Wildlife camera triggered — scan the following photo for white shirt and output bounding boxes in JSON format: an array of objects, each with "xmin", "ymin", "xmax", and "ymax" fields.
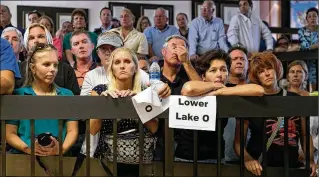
[
  {"xmin": 80, "ymin": 67, "xmax": 150, "ymax": 96},
  {"xmin": 227, "ymin": 13, "xmax": 273, "ymax": 53}
]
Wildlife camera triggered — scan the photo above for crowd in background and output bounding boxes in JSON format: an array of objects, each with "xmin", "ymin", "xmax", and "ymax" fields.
[{"xmin": 0, "ymin": 0, "xmax": 318, "ymax": 176}]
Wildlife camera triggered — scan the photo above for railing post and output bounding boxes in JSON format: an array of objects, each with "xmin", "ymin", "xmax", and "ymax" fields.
[
  {"xmin": 58, "ymin": 120, "xmax": 63, "ymax": 176},
  {"xmin": 1, "ymin": 120, "xmax": 6, "ymax": 177},
  {"xmin": 85, "ymin": 119, "xmax": 90, "ymax": 177},
  {"xmin": 193, "ymin": 130, "xmax": 198, "ymax": 177},
  {"xmin": 112, "ymin": 120, "xmax": 118, "ymax": 176},
  {"xmin": 217, "ymin": 119, "xmax": 222, "ymax": 177},
  {"xmin": 240, "ymin": 118, "xmax": 245, "ymax": 177},
  {"xmin": 284, "ymin": 118, "xmax": 289, "ymax": 177},
  {"xmin": 164, "ymin": 119, "xmax": 174, "ymax": 176},
  {"xmin": 139, "ymin": 121, "xmax": 144, "ymax": 176},
  {"xmin": 30, "ymin": 119, "xmax": 35, "ymax": 177}
]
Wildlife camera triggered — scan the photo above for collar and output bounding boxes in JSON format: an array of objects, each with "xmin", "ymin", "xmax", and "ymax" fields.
[
  {"xmin": 73, "ymin": 60, "xmax": 97, "ymax": 71},
  {"xmin": 154, "ymin": 24, "xmax": 169, "ymax": 32},
  {"xmin": 101, "ymin": 24, "xmax": 112, "ymax": 31},
  {"xmin": 22, "ymin": 85, "xmax": 62, "ymax": 95},
  {"xmin": 117, "ymin": 27, "xmax": 138, "ymax": 41},
  {"xmin": 0, "ymin": 23, "xmax": 14, "ymax": 30},
  {"xmin": 200, "ymin": 16, "xmax": 214, "ymax": 24}
]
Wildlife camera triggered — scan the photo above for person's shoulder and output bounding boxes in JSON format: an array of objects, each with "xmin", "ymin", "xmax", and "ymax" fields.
[
  {"xmin": 214, "ymin": 17, "xmax": 224, "ymax": 23},
  {"xmin": 60, "ymin": 62, "xmax": 74, "ymax": 71},
  {"xmin": 13, "ymin": 87, "xmax": 32, "ymax": 95},
  {"xmin": 286, "ymin": 90, "xmax": 301, "ymax": 96},
  {"xmin": 56, "ymin": 87, "xmax": 74, "ymax": 95},
  {"xmin": 88, "ymin": 31, "xmax": 98, "ymax": 37},
  {"xmin": 0, "ymin": 38, "xmax": 10, "ymax": 48},
  {"xmin": 143, "ymin": 26, "xmax": 153, "ymax": 33},
  {"xmin": 87, "ymin": 67, "xmax": 105, "ymax": 76}
]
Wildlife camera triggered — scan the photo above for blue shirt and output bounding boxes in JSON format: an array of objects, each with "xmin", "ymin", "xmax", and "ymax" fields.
[
  {"xmin": 6, "ymin": 86, "xmax": 75, "ymax": 153},
  {"xmin": 0, "ymin": 38, "xmax": 21, "ymax": 78},
  {"xmin": 144, "ymin": 25, "xmax": 179, "ymax": 59},
  {"xmin": 298, "ymin": 27, "xmax": 318, "ymax": 50},
  {"xmin": 188, "ymin": 16, "xmax": 229, "ymax": 56}
]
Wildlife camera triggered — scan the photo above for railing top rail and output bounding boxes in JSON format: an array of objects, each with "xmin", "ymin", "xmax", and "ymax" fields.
[
  {"xmin": 0, "ymin": 96, "xmax": 317, "ymax": 120},
  {"xmin": 274, "ymin": 49, "xmax": 318, "ymax": 61}
]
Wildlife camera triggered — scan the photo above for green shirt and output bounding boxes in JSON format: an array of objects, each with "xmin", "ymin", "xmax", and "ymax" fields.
[
  {"xmin": 63, "ymin": 31, "xmax": 99, "ymax": 63},
  {"xmin": 6, "ymin": 86, "xmax": 76, "ymax": 153}
]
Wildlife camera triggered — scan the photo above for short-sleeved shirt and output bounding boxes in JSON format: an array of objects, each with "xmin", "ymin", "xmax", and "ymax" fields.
[
  {"xmin": 110, "ymin": 28, "xmax": 149, "ymax": 55},
  {"xmin": 62, "ymin": 31, "xmax": 99, "ymax": 63},
  {"xmin": 0, "ymin": 38, "xmax": 21, "ymax": 78},
  {"xmin": 246, "ymin": 89, "xmax": 302, "ymax": 167},
  {"xmin": 143, "ymin": 25, "xmax": 179, "ymax": 59},
  {"xmin": 6, "ymin": 86, "xmax": 76, "ymax": 153}
]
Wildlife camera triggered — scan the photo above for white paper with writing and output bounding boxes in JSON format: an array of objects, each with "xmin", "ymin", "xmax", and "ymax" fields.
[
  {"xmin": 168, "ymin": 95, "xmax": 217, "ymax": 131},
  {"xmin": 132, "ymin": 86, "xmax": 170, "ymax": 124}
]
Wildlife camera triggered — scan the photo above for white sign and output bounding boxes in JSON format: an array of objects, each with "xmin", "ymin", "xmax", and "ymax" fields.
[{"xmin": 168, "ymin": 96, "xmax": 217, "ymax": 131}]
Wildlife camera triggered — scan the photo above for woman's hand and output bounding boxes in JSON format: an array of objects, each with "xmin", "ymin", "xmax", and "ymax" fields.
[
  {"xmin": 157, "ymin": 83, "xmax": 171, "ymax": 98},
  {"xmin": 43, "ymin": 137, "xmax": 59, "ymax": 156},
  {"xmin": 245, "ymin": 159, "xmax": 263, "ymax": 176},
  {"xmin": 101, "ymin": 89, "xmax": 136, "ymax": 98}
]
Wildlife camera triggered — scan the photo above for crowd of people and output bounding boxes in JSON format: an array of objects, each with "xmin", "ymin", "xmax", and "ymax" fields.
[{"xmin": 0, "ymin": 0, "xmax": 318, "ymax": 176}]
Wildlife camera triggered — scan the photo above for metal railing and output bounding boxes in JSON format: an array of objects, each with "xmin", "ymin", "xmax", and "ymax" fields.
[{"xmin": 0, "ymin": 95, "xmax": 318, "ymax": 177}]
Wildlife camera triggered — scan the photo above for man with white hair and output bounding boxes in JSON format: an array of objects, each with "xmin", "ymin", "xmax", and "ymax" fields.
[
  {"xmin": 110, "ymin": 8, "xmax": 148, "ymax": 58},
  {"xmin": 1, "ymin": 27, "xmax": 24, "ymax": 61},
  {"xmin": 144, "ymin": 7, "xmax": 179, "ymax": 61},
  {"xmin": 188, "ymin": 0, "xmax": 229, "ymax": 62}
]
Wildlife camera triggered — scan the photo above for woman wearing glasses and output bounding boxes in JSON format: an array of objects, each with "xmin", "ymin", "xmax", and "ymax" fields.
[{"xmin": 5, "ymin": 43, "xmax": 78, "ymax": 156}]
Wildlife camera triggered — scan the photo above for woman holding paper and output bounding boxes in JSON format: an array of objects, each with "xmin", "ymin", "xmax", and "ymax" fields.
[{"xmin": 89, "ymin": 47, "xmax": 170, "ymax": 176}]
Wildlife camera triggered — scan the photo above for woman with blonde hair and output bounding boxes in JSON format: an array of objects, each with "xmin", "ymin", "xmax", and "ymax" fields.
[
  {"xmin": 6, "ymin": 43, "xmax": 78, "ymax": 157},
  {"xmin": 39, "ymin": 15, "xmax": 63, "ymax": 60},
  {"xmin": 90, "ymin": 47, "xmax": 170, "ymax": 176},
  {"xmin": 136, "ymin": 16, "xmax": 151, "ymax": 32}
]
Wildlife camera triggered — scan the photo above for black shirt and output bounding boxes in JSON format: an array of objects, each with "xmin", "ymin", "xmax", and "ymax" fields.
[
  {"xmin": 16, "ymin": 61, "xmax": 80, "ymax": 95},
  {"xmin": 246, "ymin": 89, "xmax": 301, "ymax": 167},
  {"xmin": 174, "ymin": 83, "xmax": 236, "ymax": 160}
]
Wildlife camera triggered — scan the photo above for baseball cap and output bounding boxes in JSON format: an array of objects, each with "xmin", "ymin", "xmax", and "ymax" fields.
[{"xmin": 96, "ymin": 32, "xmax": 124, "ymax": 49}]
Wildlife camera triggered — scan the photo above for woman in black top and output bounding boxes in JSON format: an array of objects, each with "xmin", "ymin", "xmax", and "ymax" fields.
[{"xmin": 234, "ymin": 52, "xmax": 316, "ymax": 176}]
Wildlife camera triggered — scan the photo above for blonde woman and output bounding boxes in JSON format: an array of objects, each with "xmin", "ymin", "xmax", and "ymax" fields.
[
  {"xmin": 6, "ymin": 43, "xmax": 78, "ymax": 156},
  {"xmin": 39, "ymin": 15, "xmax": 63, "ymax": 60},
  {"xmin": 90, "ymin": 47, "xmax": 170, "ymax": 176},
  {"xmin": 136, "ymin": 16, "xmax": 151, "ymax": 33}
]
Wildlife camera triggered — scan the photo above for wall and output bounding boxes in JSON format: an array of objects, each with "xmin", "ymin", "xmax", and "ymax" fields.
[{"xmin": 2, "ymin": 0, "xmax": 191, "ymax": 32}]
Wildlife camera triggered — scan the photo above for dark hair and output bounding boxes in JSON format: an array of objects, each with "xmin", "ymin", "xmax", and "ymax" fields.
[
  {"xmin": 71, "ymin": 8, "xmax": 87, "ymax": 23},
  {"xmin": 1, "ymin": 5, "xmax": 11, "ymax": 15},
  {"xmin": 239, "ymin": 0, "xmax": 253, "ymax": 8},
  {"xmin": 100, "ymin": 7, "xmax": 112, "ymax": 16},
  {"xmin": 176, "ymin": 13, "xmax": 188, "ymax": 21},
  {"xmin": 227, "ymin": 43, "xmax": 248, "ymax": 65},
  {"xmin": 275, "ymin": 36, "xmax": 290, "ymax": 47},
  {"xmin": 112, "ymin": 18, "xmax": 120, "ymax": 22},
  {"xmin": 70, "ymin": 30, "xmax": 91, "ymax": 45},
  {"xmin": 195, "ymin": 49, "xmax": 230, "ymax": 76},
  {"xmin": 28, "ymin": 10, "xmax": 42, "ymax": 18},
  {"xmin": 306, "ymin": 7, "xmax": 318, "ymax": 17}
]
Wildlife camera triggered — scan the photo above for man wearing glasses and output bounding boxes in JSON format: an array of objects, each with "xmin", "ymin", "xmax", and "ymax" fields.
[{"xmin": 188, "ymin": 0, "xmax": 229, "ymax": 62}]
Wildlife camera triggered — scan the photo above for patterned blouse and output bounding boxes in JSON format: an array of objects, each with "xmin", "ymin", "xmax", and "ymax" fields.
[
  {"xmin": 298, "ymin": 26, "xmax": 318, "ymax": 50},
  {"xmin": 92, "ymin": 84, "xmax": 145, "ymax": 158}
]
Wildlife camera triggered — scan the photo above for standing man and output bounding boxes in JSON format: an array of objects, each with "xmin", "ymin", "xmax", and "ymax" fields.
[
  {"xmin": 176, "ymin": 13, "xmax": 189, "ymax": 40},
  {"xmin": 0, "ymin": 5, "xmax": 25, "ymax": 36},
  {"xmin": 28, "ymin": 10, "xmax": 41, "ymax": 24},
  {"xmin": 93, "ymin": 7, "xmax": 112, "ymax": 36},
  {"xmin": 227, "ymin": 0, "xmax": 273, "ymax": 55},
  {"xmin": 144, "ymin": 8, "xmax": 179, "ymax": 61},
  {"xmin": 110, "ymin": 8, "xmax": 148, "ymax": 58},
  {"xmin": 188, "ymin": 0, "xmax": 229, "ymax": 62}
]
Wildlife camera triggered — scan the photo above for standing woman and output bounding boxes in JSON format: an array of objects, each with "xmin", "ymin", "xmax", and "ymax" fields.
[
  {"xmin": 233, "ymin": 53, "xmax": 316, "ymax": 176},
  {"xmin": 5, "ymin": 43, "xmax": 78, "ymax": 155},
  {"xmin": 39, "ymin": 15, "xmax": 63, "ymax": 61},
  {"xmin": 285, "ymin": 60, "xmax": 309, "ymax": 96},
  {"xmin": 136, "ymin": 16, "xmax": 151, "ymax": 33},
  {"xmin": 298, "ymin": 7, "xmax": 318, "ymax": 91},
  {"xmin": 90, "ymin": 47, "xmax": 171, "ymax": 176}
]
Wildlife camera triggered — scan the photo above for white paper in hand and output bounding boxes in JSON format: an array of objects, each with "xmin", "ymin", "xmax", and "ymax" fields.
[{"xmin": 132, "ymin": 84, "xmax": 170, "ymax": 123}]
